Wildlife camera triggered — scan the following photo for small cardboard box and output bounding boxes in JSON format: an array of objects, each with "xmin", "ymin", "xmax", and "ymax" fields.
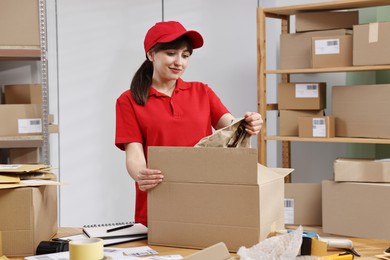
[
  {"xmin": 0, "ymin": 104, "xmax": 42, "ymax": 136},
  {"xmin": 322, "ymin": 180, "xmax": 390, "ymax": 240},
  {"xmin": 4, "ymin": 84, "xmax": 42, "ymax": 104},
  {"xmin": 0, "ymin": 0, "xmax": 40, "ymax": 47},
  {"xmin": 353, "ymin": 22, "xmax": 390, "ymax": 66},
  {"xmin": 148, "ymin": 147, "xmax": 293, "ymax": 252},
  {"xmin": 279, "ymin": 110, "xmax": 324, "ymax": 136},
  {"xmin": 332, "ymin": 84, "xmax": 390, "ymax": 139},
  {"xmin": 296, "ymin": 11, "xmax": 358, "ymax": 32},
  {"xmin": 280, "ymin": 29, "xmax": 350, "ymax": 69},
  {"xmin": 311, "ymin": 35, "xmax": 353, "ymax": 68},
  {"xmin": 278, "ymin": 82, "xmax": 326, "ymax": 110},
  {"xmin": 334, "ymin": 158, "xmax": 390, "ymax": 183},
  {"xmin": 298, "ymin": 116, "xmax": 335, "ymax": 138},
  {"xmin": 284, "ymin": 183, "xmax": 322, "ymax": 226},
  {"xmin": 0, "ymin": 185, "xmax": 58, "ymax": 256},
  {"xmin": 9, "ymin": 148, "xmax": 40, "ymax": 164}
]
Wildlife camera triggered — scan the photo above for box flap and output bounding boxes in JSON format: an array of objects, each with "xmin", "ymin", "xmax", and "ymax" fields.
[
  {"xmin": 0, "ymin": 180, "xmax": 61, "ymax": 190},
  {"xmin": 257, "ymin": 164, "xmax": 293, "ymax": 184},
  {"xmin": 148, "ymin": 147, "xmax": 258, "ymax": 185},
  {"xmin": 0, "ymin": 174, "xmax": 20, "ymax": 184},
  {"xmin": 183, "ymin": 242, "xmax": 234, "ymax": 260}
]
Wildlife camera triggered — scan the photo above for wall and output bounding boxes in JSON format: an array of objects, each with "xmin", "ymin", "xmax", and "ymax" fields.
[{"xmin": 53, "ymin": 0, "xmax": 259, "ymax": 227}]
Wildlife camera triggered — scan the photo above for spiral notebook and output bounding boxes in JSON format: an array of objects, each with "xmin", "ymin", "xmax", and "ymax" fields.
[{"xmin": 82, "ymin": 222, "xmax": 148, "ymax": 240}]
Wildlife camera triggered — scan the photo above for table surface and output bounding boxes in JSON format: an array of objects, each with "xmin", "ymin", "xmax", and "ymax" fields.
[{"xmin": 6, "ymin": 226, "xmax": 390, "ymax": 259}]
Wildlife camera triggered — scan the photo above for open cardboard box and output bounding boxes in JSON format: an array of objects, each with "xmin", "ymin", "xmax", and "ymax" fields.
[{"xmin": 148, "ymin": 147, "xmax": 293, "ymax": 252}]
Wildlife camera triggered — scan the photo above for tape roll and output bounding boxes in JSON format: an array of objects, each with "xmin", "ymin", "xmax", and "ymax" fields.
[{"xmin": 69, "ymin": 238, "xmax": 104, "ymax": 260}]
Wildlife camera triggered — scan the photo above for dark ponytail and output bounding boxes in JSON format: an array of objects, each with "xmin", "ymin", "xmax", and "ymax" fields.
[{"xmin": 130, "ymin": 59, "xmax": 153, "ymax": 106}]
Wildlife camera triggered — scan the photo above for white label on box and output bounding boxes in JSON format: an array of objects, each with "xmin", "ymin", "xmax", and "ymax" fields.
[
  {"xmin": 18, "ymin": 118, "xmax": 42, "ymax": 134},
  {"xmin": 295, "ymin": 84, "xmax": 319, "ymax": 98},
  {"xmin": 315, "ymin": 39, "xmax": 340, "ymax": 55},
  {"xmin": 284, "ymin": 198, "xmax": 294, "ymax": 224},
  {"xmin": 312, "ymin": 118, "xmax": 326, "ymax": 137}
]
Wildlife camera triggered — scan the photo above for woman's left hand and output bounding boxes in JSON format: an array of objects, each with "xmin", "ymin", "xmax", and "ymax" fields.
[{"xmin": 243, "ymin": 112, "xmax": 263, "ymax": 135}]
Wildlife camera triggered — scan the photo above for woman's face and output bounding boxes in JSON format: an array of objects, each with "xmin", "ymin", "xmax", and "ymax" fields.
[{"xmin": 148, "ymin": 46, "xmax": 191, "ymax": 82}]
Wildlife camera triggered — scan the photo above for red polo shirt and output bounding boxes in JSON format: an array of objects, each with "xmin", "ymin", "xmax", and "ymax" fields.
[{"xmin": 115, "ymin": 78, "xmax": 229, "ymax": 226}]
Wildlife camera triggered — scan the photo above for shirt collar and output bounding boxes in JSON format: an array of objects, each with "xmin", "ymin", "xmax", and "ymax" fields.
[{"xmin": 149, "ymin": 78, "xmax": 192, "ymax": 97}]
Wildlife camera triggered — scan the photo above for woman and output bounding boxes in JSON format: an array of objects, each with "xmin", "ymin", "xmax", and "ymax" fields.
[{"xmin": 115, "ymin": 21, "xmax": 263, "ymax": 226}]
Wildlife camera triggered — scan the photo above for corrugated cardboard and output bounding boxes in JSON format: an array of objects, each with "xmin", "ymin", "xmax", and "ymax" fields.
[
  {"xmin": 332, "ymin": 84, "xmax": 390, "ymax": 139},
  {"xmin": 322, "ymin": 180, "xmax": 390, "ymax": 240},
  {"xmin": 4, "ymin": 84, "xmax": 42, "ymax": 104},
  {"xmin": 9, "ymin": 148, "xmax": 40, "ymax": 164},
  {"xmin": 0, "ymin": 0, "xmax": 40, "ymax": 47},
  {"xmin": 284, "ymin": 183, "xmax": 322, "ymax": 226},
  {"xmin": 311, "ymin": 35, "xmax": 352, "ymax": 68},
  {"xmin": 278, "ymin": 82, "xmax": 326, "ymax": 110},
  {"xmin": 0, "ymin": 186, "xmax": 58, "ymax": 256},
  {"xmin": 183, "ymin": 242, "xmax": 235, "ymax": 260},
  {"xmin": 298, "ymin": 116, "xmax": 335, "ymax": 138},
  {"xmin": 353, "ymin": 22, "xmax": 390, "ymax": 66},
  {"xmin": 0, "ymin": 104, "xmax": 42, "ymax": 136},
  {"xmin": 279, "ymin": 110, "xmax": 324, "ymax": 136},
  {"xmin": 334, "ymin": 158, "xmax": 390, "ymax": 182},
  {"xmin": 296, "ymin": 11, "xmax": 358, "ymax": 32},
  {"xmin": 148, "ymin": 147, "xmax": 293, "ymax": 252},
  {"xmin": 280, "ymin": 29, "xmax": 350, "ymax": 69}
]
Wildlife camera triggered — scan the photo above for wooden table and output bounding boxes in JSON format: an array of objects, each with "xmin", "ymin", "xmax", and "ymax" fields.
[{"xmin": 6, "ymin": 226, "xmax": 390, "ymax": 259}]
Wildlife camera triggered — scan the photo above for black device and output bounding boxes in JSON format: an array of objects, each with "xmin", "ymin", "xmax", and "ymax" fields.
[{"xmin": 36, "ymin": 240, "xmax": 69, "ymax": 255}]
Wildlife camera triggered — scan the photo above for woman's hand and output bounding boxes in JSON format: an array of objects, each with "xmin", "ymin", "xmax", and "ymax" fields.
[
  {"xmin": 243, "ymin": 112, "xmax": 263, "ymax": 135},
  {"xmin": 136, "ymin": 168, "xmax": 164, "ymax": 191}
]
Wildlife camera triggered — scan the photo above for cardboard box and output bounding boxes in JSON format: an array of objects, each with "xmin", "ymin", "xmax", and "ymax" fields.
[
  {"xmin": 9, "ymin": 148, "xmax": 40, "ymax": 164},
  {"xmin": 0, "ymin": 185, "xmax": 58, "ymax": 256},
  {"xmin": 311, "ymin": 35, "xmax": 353, "ymax": 68},
  {"xmin": 0, "ymin": 104, "xmax": 42, "ymax": 136},
  {"xmin": 4, "ymin": 84, "xmax": 42, "ymax": 104},
  {"xmin": 279, "ymin": 110, "xmax": 324, "ymax": 136},
  {"xmin": 353, "ymin": 22, "xmax": 390, "ymax": 66},
  {"xmin": 332, "ymin": 84, "xmax": 390, "ymax": 138},
  {"xmin": 183, "ymin": 242, "xmax": 235, "ymax": 260},
  {"xmin": 284, "ymin": 183, "xmax": 322, "ymax": 226},
  {"xmin": 148, "ymin": 147, "xmax": 292, "ymax": 252},
  {"xmin": 298, "ymin": 116, "xmax": 335, "ymax": 138},
  {"xmin": 280, "ymin": 29, "xmax": 351, "ymax": 69},
  {"xmin": 278, "ymin": 82, "xmax": 326, "ymax": 110},
  {"xmin": 322, "ymin": 180, "xmax": 390, "ymax": 240},
  {"xmin": 0, "ymin": 0, "xmax": 40, "ymax": 47},
  {"xmin": 334, "ymin": 158, "xmax": 390, "ymax": 183},
  {"xmin": 296, "ymin": 11, "xmax": 358, "ymax": 32}
]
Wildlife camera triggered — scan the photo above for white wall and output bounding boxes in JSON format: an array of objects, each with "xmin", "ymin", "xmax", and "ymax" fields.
[{"xmin": 53, "ymin": 0, "xmax": 259, "ymax": 227}]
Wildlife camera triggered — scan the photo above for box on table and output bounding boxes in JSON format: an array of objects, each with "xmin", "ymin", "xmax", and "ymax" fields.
[
  {"xmin": 9, "ymin": 148, "xmax": 40, "ymax": 164},
  {"xmin": 280, "ymin": 29, "xmax": 351, "ymax": 69},
  {"xmin": 334, "ymin": 158, "xmax": 390, "ymax": 182},
  {"xmin": 0, "ymin": 185, "xmax": 58, "ymax": 256},
  {"xmin": 295, "ymin": 11, "xmax": 358, "ymax": 32},
  {"xmin": 311, "ymin": 35, "xmax": 352, "ymax": 68},
  {"xmin": 298, "ymin": 116, "xmax": 335, "ymax": 138},
  {"xmin": 278, "ymin": 82, "xmax": 326, "ymax": 110},
  {"xmin": 0, "ymin": 104, "xmax": 42, "ymax": 136},
  {"xmin": 147, "ymin": 147, "xmax": 293, "ymax": 252},
  {"xmin": 353, "ymin": 22, "xmax": 390, "ymax": 66},
  {"xmin": 0, "ymin": 0, "xmax": 40, "ymax": 47},
  {"xmin": 322, "ymin": 180, "xmax": 390, "ymax": 240},
  {"xmin": 279, "ymin": 110, "xmax": 324, "ymax": 136},
  {"xmin": 284, "ymin": 183, "xmax": 322, "ymax": 226},
  {"xmin": 332, "ymin": 84, "xmax": 390, "ymax": 138},
  {"xmin": 4, "ymin": 84, "xmax": 42, "ymax": 104}
]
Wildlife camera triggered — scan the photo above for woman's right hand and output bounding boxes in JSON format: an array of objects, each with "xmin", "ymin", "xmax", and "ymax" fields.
[{"xmin": 136, "ymin": 168, "xmax": 164, "ymax": 191}]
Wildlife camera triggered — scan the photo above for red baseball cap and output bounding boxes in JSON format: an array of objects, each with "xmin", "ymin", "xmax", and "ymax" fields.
[{"xmin": 144, "ymin": 21, "xmax": 204, "ymax": 53}]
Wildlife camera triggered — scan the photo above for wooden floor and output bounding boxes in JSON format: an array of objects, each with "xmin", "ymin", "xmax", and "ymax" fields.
[{"xmin": 6, "ymin": 226, "xmax": 390, "ymax": 259}]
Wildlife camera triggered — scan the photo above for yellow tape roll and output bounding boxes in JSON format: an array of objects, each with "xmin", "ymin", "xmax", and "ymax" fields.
[{"xmin": 69, "ymin": 238, "xmax": 104, "ymax": 260}]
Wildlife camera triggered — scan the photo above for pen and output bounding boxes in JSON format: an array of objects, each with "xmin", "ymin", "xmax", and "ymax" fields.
[{"xmin": 106, "ymin": 224, "xmax": 134, "ymax": 233}]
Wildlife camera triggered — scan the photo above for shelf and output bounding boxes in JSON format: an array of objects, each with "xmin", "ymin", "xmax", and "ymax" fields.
[
  {"xmin": 266, "ymin": 136, "xmax": 390, "ymax": 145},
  {"xmin": 266, "ymin": 65, "xmax": 390, "ymax": 74},
  {"xmin": 0, "ymin": 135, "xmax": 43, "ymax": 148},
  {"xmin": 263, "ymin": 0, "xmax": 390, "ymax": 16},
  {"xmin": 0, "ymin": 47, "xmax": 41, "ymax": 61}
]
